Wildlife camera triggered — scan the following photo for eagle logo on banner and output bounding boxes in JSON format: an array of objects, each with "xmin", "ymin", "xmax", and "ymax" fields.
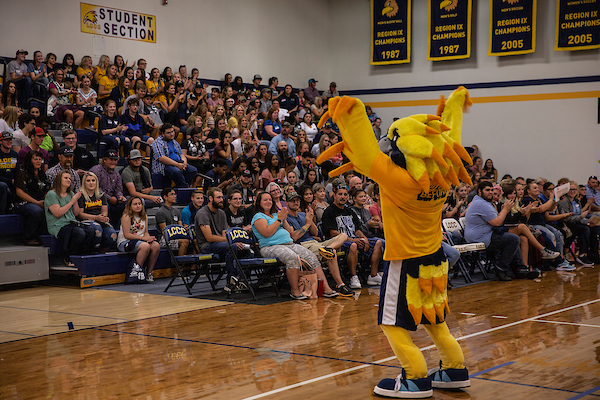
[
  {"xmin": 440, "ymin": 0, "xmax": 458, "ymax": 11},
  {"xmin": 382, "ymin": 0, "xmax": 399, "ymax": 17},
  {"xmin": 83, "ymin": 10, "xmax": 98, "ymax": 25}
]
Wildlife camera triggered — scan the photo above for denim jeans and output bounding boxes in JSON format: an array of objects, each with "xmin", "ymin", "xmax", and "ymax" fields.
[
  {"xmin": 88, "ymin": 221, "xmax": 117, "ymax": 249},
  {"xmin": 0, "ymin": 181, "xmax": 10, "ymax": 214},
  {"xmin": 532, "ymin": 224, "xmax": 564, "ymax": 255},
  {"xmin": 100, "ymin": 134, "xmax": 131, "ymax": 158},
  {"xmin": 164, "ymin": 164, "xmax": 198, "ymax": 187},
  {"xmin": 441, "ymin": 241, "xmax": 460, "ymax": 269},
  {"xmin": 487, "ymin": 230, "xmax": 520, "ymax": 272},
  {"xmin": 14, "ymin": 202, "xmax": 45, "ymax": 241},
  {"xmin": 202, "ymin": 241, "xmax": 239, "ymax": 278},
  {"xmin": 14, "ymin": 77, "xmax": 32, "ymax": 108}
]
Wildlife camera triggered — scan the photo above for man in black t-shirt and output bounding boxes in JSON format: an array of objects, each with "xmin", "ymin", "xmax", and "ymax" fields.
[
  {"xmin": 0, "ymin": 132, "xmax": 18, "ymax": 214},
  {"xmin": 227, "ymin": 170, "xmax": 255, "ymax": 209}
]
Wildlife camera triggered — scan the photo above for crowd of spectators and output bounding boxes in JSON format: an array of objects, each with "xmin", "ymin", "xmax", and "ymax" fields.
[{"xmin": 1, "ymin": 48, "xmax": 596, "ymax": 295}]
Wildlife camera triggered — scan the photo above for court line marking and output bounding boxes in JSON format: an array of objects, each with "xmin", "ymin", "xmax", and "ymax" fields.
[
  {"xmin": 473, "ymin": 377, "xmax": 600, "ymax": 397},
  {"xmin": 469, "ymin": 361, "xmax": 514, "ymax": 377},
  {"xmin": 533, "ymin": 319, "xmax": 600, "ymax": 329},
  {"xmin": 0, "ymin": 305, "xmax": 129, "ymax": 321},
  {"xmin": 93, "ymin": 328, "xmax": 403, "ymax": 369},
  {"xmin": 0, "ymin": 330, "xmax": 36, "ymax": 337},
  {"xmin": 568, "ymin": 384, "xmax": 600, "ymax": 400},
  {"xmin": 240, "ymin": 298, "xmax": 600, "ymax": 400}
]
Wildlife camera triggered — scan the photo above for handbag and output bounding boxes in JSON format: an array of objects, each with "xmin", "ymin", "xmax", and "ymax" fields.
[
  {"xmin": 124, "ymin": 258, "xmax": 147, "ymax": 284},
  {"xmin": 298, "ymin": 256, "xmax": 318, "ymax": 299}
]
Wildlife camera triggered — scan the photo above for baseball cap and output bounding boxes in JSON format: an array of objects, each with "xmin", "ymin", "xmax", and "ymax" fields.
[
  {"xmin": 34, "ymin": 127, "xmax": 45, "ymax": 135},
  {"xmin": 282, "ymin": 121, "xmax": 291, "ymax": 128},
  {"xmin": 195, "ymin": 81, "xmax": 203, "ymax": 88},
  {"xmin": 16, "ymin": 49, "xmax": 28, "ymax": 55},
  {"xmin": 308, "ymin": 78, "xmax": 318, "ymax": 84},
  {"xmin": 58, "ymin": 147, "xmax": 74, "ymax": 156},
  {"xmin": 253, "ymin": 74, "xmax": 262, "ymax": 80},
  {"xmin": 175, "ymin": 80, "xmax": 184, "ymax": 87},
  {"xmin": 242, "ymin": 169, "xmax": 252, "ymax": 177},
  {"xmin": 286, "ymin": 191, "xmax": 301, "ymax": 202},
  {"xmin": 329, "ymin": 82, "xmax": 337, "ymax": 87},
  {"xmin": 1, "ymin": 132, "xmax": 13, "ymax": 140},
  {"xmin": 129, "ymin": 149, "xmax": 143, "ymax": 159},
  {"xmin": 105, "ymin": 149, "xmax": 119, "ymax": 159},
  {"xmin": 323, "ymin": 121, "xmax": 333, "ymax": 129}
]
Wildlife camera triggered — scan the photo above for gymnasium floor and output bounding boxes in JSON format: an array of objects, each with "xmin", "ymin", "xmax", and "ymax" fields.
[{"xmin": 1, "ymin": 267, "xmax": 599, "ymax": 399}]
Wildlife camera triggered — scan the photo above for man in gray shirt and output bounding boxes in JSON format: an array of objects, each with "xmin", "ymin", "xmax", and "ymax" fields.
[
  {"xmin": 156, "ymin": 187, "xmax": 189, "ymax": 256},
  {"xmin": 195, "ymin": 188, "xmax": 243, "ymax": 285},
  {"xmin": 7, "ymin": 49, "xmax": 32, "ymax": 109},
  {"xmin": 121, "ymin": 149, "xmax": 161, "ymax": 207}
]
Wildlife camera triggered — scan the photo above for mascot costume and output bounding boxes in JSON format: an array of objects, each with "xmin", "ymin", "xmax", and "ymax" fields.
[{"xmin": 317, "ymin": 87, "xmax": 473, "ymax": 398}]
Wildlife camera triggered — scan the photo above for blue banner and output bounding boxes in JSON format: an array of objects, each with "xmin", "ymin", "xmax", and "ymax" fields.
[
  {"xmin": 555, "ymin": 0, "xmax": 600, "ymax": 51},
  {"xmin": 489, "ymin": 0, "xmax": 536, "ymax": 56},
  {"xmin": 428, "ymin": 0, "xmax": 472, "ymax": 61},
  {"xmin": 371, "ymin": 0, "xmax": 411, "ymax": 65}
]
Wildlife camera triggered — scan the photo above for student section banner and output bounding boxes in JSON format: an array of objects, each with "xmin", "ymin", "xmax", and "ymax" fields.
[
  {"xmin": 427, "ymin": 0, "xmax": 472, "ymax": 61},
  {"xmin": 80, "ymin": 3, "xmax": 157, "ymax": 43},
  {"xmin": 555, "ymin": 0, "xmax": 600, "ymax": 51},
  {"xmin": 371, "ymin": 0, "xmax": 411, "ymax": 65},
  {"xmin": 489, "ymin": 0, "xmax": 536, "ymax": 56}
]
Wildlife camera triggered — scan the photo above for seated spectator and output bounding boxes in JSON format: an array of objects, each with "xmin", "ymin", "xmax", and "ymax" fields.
[
  {"xmin": 232, "ymin": 129, "xmax": 253, "ymax": 156},
  {"xmin": 152, "ymin": 123, "xmax": 198, "ymax": 188},
  {"xmin": 155, "ymin": 82, "xmax": 181, "ymax": 126},
  {"xmin": 258, "ymin": 89, "xmax": 273, "ymax": 120},
  {"xmin": 99, "ymin": 100, "xmax": 131, "ymax": 157},
  {"xmin": 522, "ymin": 181, "xmax": 574, "ymax": 271},
  {"xmin": 7, "ymin": 49, "xmax": 32, "ymax": 109},
  {"xmin": 76, "ymin": 55, "xmax": 96, "ymax": 82},
  {"xmin": 182, "ymin": 189, "xmax": 204, "ymax": 228},
  {"xmin": 0, "ymin": 81, "xmax": 19, "ymax": 114},
  {"xmin": 585, "ymin": 175, "xmax": 600, "ymax": 212},
  {"xmin": 558, "ymin": 181, "xmax": 600, "ymax": 265},
  {"xmin": 293, "ymin": 151, "xmax": 313, "ymax": 185},
  {"xmin": 445, "ymin": 183, "xmax": 469, "ymax": 220},
  {"xmin": 311, "ymin": 183, "xmax": 328, "ymax": 223},
  {"xmin": 36, "ymin": 115, "xmax": 60, "ymax": 161},
  {"xmin": 77, "ymin": 171, "xmax": 117, "ymax": 250},
  {"xmin": 61, "ymin": 54, "xmax": 79, "ymax": 87},
  {"xmin": 90, "ymin": 150, "xmax": 126, "ymax": 227},
  {"xmin": 195, "ymin": 188, "xmax": 248, "ymax": 289},
  {"xmin": 121, "ymin": 97, "xmax": 154, "ymax": 150},
  {"xmin": 268, "ymin": 122, "xmax": 296, "ymax": 158},
  {"xmin": 18, "ymin": 127, "xmax": 49, "ymax": 171},
  {"xmin": 0, "ymin": 106, "xmax": 19, "ymax": 134},
  {"xmin": 464, "ymin": 181, "xmax": 542, "ymax": 281},
  {"xmin": 121, "ymin": 80, "xmax": 147, "ymax": 116},
  {"xmin": 47, "ymin": 147, "xmax": 81, "ymax": 192},
  {"xmin": 13, "ymin": 150, "xmax": 49, "ymax": 244},
  {"xmin": 266, "ymin": 182, "xmax": 287, "ymax": 211},
  {"xmin": 203, "ymin": 158, "xmax": 230, "ymax": 194},
  {"xmin": 481, "ymin": 159, "xmax": 498, "ymax": 183},
  {"xmin": 45, "ymin": 170, "xmax": 95, "ymax": 267},
  {"xmin": 12, "ymin": 113, "xmax": 35, "ymax": 153},
  {"xmin": 365, "ymin": 104, "xmax": 378, "ymax": 125},
  {"xmin": 94, "ymin": 55, "xmax": 111, "ymax": 86},
  {"xmin": 228, "ymin": 169, "xmax": 256, "ymax": 208},
  {"xmin": 262, "ymin": 108, "xmax": 281, "ymax": 140},
  {"xmin": 212, "ymin": 130, "xmax": 236, "ymax": 166},
  {"xmin": 256, "ymin": 143, "xmax": 269, "ymax": 171},
  {"xmin": 48, "ymin": 69, "xmax": 84, "ymax": 129},
  {"xmin": 146, "ymin": 68, "xmax": 164, "ymax": 100},
  {"xmin": 311, "ymin": 132, "xmax": 331, "ymax": 159},
  {"xmin": 304, "ymin": 79, "xmax": 320, "ymax": 103},
  {"xmin": 285, "ymin": 170, "xmax": 299, "ymax": 191},
  {"xmin": 76, "ymin": 76, "xmax": 102, "ymax": 120},
  {"xmin": 182, "ymin": 127, "xmax": 212, "ymax": 175},
  {"xmin": 251, "ymin": 191, "xmax": 320, "ymax": 300},
  {"xmin": 279, "ymin": 85, "xmax": 299, "ymax": 112},
  {"xmin": 286, "ymin": 191, "xmax": 353, "ymax": 296},
  {"xmin": 121, "ymin": 149, "xmax": 161, "ymax": 207},
  {"xmin": 0, "ymin": 132, "xmax": 18, "ymax": 215},
  {"xmin": 60, "ymin": 129, "xmax": 96, "ymax": 176},
  {"xmin": 373, "ymin": 118, "xmax": 382, "ymax": 140},
  {"xmin": 350, "ymin": 187, "xmax": 384, "ymax": 240},
  {"xmin": 28, "ymin": 50, "xmax": 49, "ymax": 100},
  {"xmin": 260, "ymin": 154, "xmax": 286, "ymax": 189},
  {"xmin": 142, "ymin": 93, "xmax": 163, "ymax": 137},
  {"xmin": 156, "ymin": 187, "xmax": 189, "ymax": 258},
  {"xmin": 322, "ymin": 184, "xmax": 383, "ymax": 289},
  {"xmin": 310, "ymin": 97, "xmax": 327, "ymax": 124},
  {"xmin": 117, "ymin": 196, "xmax": 160, "ymax": 283},
  {"xmin": 110, "ymin": 76, "xmax": 132, "ymax": 113},
  {"xmin": 225, "ymin": 189, "xmax": 252, "ymax": 230}
]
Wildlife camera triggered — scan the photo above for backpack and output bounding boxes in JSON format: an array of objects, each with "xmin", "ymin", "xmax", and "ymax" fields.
[{"xmin": 124, "ymin": 259, "xmax": 147, "ymax": 284}]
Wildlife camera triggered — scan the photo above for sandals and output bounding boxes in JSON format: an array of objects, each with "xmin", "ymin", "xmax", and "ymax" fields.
[
  {"xmin": 290, "ymin": 293, "xmax": 308, "ymax": 300},
  {"xmin": 318, "ymin": 246, "xmax": 336, "ymax": 260}
]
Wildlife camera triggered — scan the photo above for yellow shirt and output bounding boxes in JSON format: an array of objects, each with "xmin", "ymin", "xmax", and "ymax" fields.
[
  {"xmin": 76, "ymin": 66, "xmax": 92, "ymax": 78},
  {"xmin": 371, "ymin": 152, "xmax": 447, "ymax": 260},
  {"xmin": 96, "ymin": 67, "xmax": 107, "ymax": 82},
  {"xmin": 98, "ymin": 76, "xmax": 118, "ymax": 99},
  {"xmin": 146, "ymin": 80, "xmax": 164, "ymax": 97}
]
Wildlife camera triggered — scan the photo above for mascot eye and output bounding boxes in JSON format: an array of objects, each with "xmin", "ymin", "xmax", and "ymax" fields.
[{"xmin": 392, "ymin": 127, "xmax": 399, "ymax": 139}]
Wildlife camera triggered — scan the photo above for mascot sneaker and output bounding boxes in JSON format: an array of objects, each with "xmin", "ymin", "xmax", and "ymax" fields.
[
  {"xmin": 373, "ymin": 370, "xmax": 433, "ymax": 398},
  {"xmin": 427, "ymin": 361, "xmax": 470, "ymax": 389}
]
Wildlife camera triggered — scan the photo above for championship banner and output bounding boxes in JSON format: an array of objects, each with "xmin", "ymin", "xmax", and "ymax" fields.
[
  {"xmin": 428, "ymin": 0, "xmax": 472, "ymax": 61},
  {"xmin": 371, "ymin": 0, "xmax": 411, "ymax": 65},
  {"xmin": 555, "ymin": 0, "xmax": 600, "ymax": 51},
  {"xmin": 488, "ymin": 0, "xmax": 536, "ymax": 56},
  {"xmin": 80, "ymin": 3, "xmax": 156, "ymax": 43}
]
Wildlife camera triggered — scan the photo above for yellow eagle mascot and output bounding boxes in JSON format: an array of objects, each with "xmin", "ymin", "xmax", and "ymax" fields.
[{"xmin": 317, "ymin": 87, "xmax": 473, "ymax": 398}]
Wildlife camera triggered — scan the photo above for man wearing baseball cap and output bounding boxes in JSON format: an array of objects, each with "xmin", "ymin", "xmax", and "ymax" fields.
[
  {"xmin": 250, "ymin": 74, "xmax": 263, "ymax": 98},
  {"xmin": 19, "ymin": 127, "xmax": 49, "ymax": 171},
  {"xmin": 7, "ymin": 49, "xmax": 32, "ymax": 109},
  {"xmin": 0, "ymin": 132, "xmax": 18, "ymax": 214},
  {"xmin": 47, "ymin": 146, "xmax": 81, "ymax": 191},
  {"xmin": 122, "ymin": 149, "xmax": 162, "ymax": 206},
  {"xmin": 268, "ymin": 121, "xmax": 295, "ymax": 158},
  {"xmin": 323, "ymin": 82, "xmax": 339, "ymax": 100},
  {"xmin": 90, "ymin": 149, "xmax": 127, "ymax": 227},
  {"xmin": 304, "ymin": 78, "xmax": 320, "ymax": 103},
  {"xmin": 227, "ymin": 169, "xmax": 255, "ymax": 208}
]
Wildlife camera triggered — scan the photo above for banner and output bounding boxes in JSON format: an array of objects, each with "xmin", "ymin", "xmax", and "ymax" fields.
[
  {"xmin": 555, "ymin": 0, "xmax": 600, "ymax": 51},
  {"xmin": 80, "ymin": 3, "xmax": 156, "ymax": 43},
  {"xmin": 371, "ymin": 0, "xmax": 411, "ymax": 65},
  {"xmin": 427, "ymin": 0, "xmax": 472, "ymax": 61},
  {"xmin": 489, "ymin": 0, "xmax": 536, "ymax": 56}
]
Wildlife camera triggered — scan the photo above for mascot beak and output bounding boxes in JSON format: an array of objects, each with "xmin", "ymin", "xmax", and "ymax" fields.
[{"xmin": 382, "ymin": 6, "xmax": 393, "ymax": 15}]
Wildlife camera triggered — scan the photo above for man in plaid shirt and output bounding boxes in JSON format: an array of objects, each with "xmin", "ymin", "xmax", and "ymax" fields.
[{"xmin": 151, "ymin": 123, "xmax": 198, "ymax": 188}]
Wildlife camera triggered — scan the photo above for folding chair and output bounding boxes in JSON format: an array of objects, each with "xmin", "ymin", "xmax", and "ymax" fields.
[
  {"xmin": 189, "ymin": 224, "xmax": 225, "ymax": 290},
  {"xmin": 441, "ymin": 219, "xmax": 473, "ymax": 283},
  {"xmin": 443, "ymin": 218, "xmax": 490, "ymax": 280},
  {"xmin": 162, "ymin": 224, "xmax": 217, "ymax": 295},
  {"xmin": 225, "ymin": 227, "xmax": 285, "ymax": 301}
]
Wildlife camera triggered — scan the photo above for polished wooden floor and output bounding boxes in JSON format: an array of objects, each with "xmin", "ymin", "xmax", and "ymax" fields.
[{"xmin": 1, "ymin": 267, "xmax": 600, "ymax": 399}]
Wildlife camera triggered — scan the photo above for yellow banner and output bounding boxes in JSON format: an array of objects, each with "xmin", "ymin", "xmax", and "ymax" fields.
[{"xmin": 80, "ymin": 3, "xmax": 156, "ymax": 43}]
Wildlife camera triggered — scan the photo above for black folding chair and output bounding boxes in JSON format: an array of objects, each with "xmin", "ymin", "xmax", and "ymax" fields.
[
  {"xmin": 162, "ymin": 224, "xmax": 217, "ymax": 295},
  {"xmin": 225, "ymin": 227, "xmax": 285, "ymax": 300}
]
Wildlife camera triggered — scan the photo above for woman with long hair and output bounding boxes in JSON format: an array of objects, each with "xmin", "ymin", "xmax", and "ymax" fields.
[
  {"xmin": 481, "ymin": 158, "xmax": 498, "ymax": 183},
  {"xmin": 0, "ymin": 106, "xmax": 19, "ymax": 133},
  {"xmin": 123, "ymin": 66, "xmax": 135, "ymax": 83},
  {"xmin": 76, "ymin": 76, "xmax": 102, "ymax": 119},
  {"xmin": 469, "ymin": 156, "xmax": 483, "ymax": 175},
  {"xmin": 299, "ymin": 111, "xmax": 318, "ymax": 143},
  {"xmin": 155, "ymin": 81, "xmax": 179, "ymax": 125},
  {"xmin": 162, "ymin": 66, "xmax": 173, "ymax": 83},
  {"xmin": 251, "ymin": 191, "xmax": 319, "ymax": 300},
  {"xmin": 260, "ymin": 154, "xmax": 285, "ymax": 189},
  {"xmin": 94, "ymin": 55, "xmax": 111, "ymax": 85},
  {"xmin": 110, "ymin": 76, "xmax": 131, "ymax": 112},
  {"xmin": 445, "ymin": 182, "xmax": 469, "ymax": 219},
  {"xmin": 231, "ymin": 76, "xmax": 244, "ymax": 95},
  {"xmin": 182, "ymin": 127, "xmax": 211, "ymax": 174},
  {"xmin": 14, "ymin": 150, "xmax": 50, "ymax": 245},
  {"xmin": 0, "ymin": 81, "xmax": 18, "ymax": 113},
  {"xmin": 299, "ymin": 185, "xmax": 314, "ymax": 213},
  {"xmin": 261, "ymin": 108, "xmax": 281, "ymax": 140},
  {"xmin": 76, "ymin": 55, "xmax": 96, "ymax": 82},
  {"xmin": 77, "ymin": 171, "xmax": 117, "ymax": 250},
  {"xmin": 113, "ymin": 55, "xmax": 128, "ymax": 77},
  {"xmin": 257, "ymin": 143, "xmax": 269, "ymax": 171},
  {"xmin": 45, "ymin": 170, "xmax": 95, "ymax": 266},
  {"xmin": 310, "ymin": 96, "xmax": 327, "ymax": 124},
  {"xmin": 49, "ymin": 68, "xmax": 85, "ymax": 128},
  {"xmin": 146, "ymin": 68, "xmax": 164, "ymax": 100},
  {"xmin": 97, "ymin": 64, "xmax": 118, "ymax": 106},
  {"xmin": 224, "ymin": 98, "xmax": 235, "ymax": 119},
  {"xmin": 303, "ymin": 168, "xmax": 319, "ymax": 188},
  {"xmin": 312, "ymin": 183, "xmax": 328, "ymax": 223},
  {"xmin": 212, "ymin": 130, "xmax": 236, "ymax": 165},
  {"xmin": 99, "ymin": 99, "xmax": 131, "ymax": 157},
  {"xmin": 117, "ymin": 196, "xmax": 160, "ymax": 282},
  {"xmin": 295, "ymin": 142, "xmax": 310, "ymax": 163},
  {"xmin": 45, "ymin": 52, "xmax": 57, "ymax": 80},
  {"xmin": 61, "ymin": 54, "xmax": 79, "ymax": 86},
  {"xmin": 294, "ymin": 129, "xmax": 309, "ymax": 148}
]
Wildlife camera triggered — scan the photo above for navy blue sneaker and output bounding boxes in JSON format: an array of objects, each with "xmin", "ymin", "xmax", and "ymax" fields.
[
  {"xmin": 427, "ymin": 361, "xmax": 470, "ymax": 389},
  {"xmin": 373, "ymin": 370, "xmax": 433, "ymax": 398}
]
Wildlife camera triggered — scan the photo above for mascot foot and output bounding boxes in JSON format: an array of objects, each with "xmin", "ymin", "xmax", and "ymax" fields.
[
  {"xmin": 373, "ymin": 370, "xmax": 433, "ymax": 398},
  {"xmin": 427, "ymin": 361, "xmax": 470, "ymax": 389}
]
